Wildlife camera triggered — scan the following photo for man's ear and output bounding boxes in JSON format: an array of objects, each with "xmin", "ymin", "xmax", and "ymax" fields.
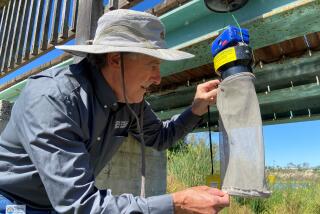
[{"xmin": 107, "ymin": 53, "xmax": 121, "ymax": 68}]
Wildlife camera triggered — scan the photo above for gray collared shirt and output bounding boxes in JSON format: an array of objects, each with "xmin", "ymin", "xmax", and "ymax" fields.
[{"xmin": 0, "ymin": 59, "xmax": 201, "ymax": 213}]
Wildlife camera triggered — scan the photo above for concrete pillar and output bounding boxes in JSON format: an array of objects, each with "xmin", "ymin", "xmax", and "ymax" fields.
[
  {"xmin": 95, "ymin": 135, "xmax": 167, "ymax": 197},
  {"xmin": 0, "ymin": 100, "xmax": 13, "ymax": 133}
]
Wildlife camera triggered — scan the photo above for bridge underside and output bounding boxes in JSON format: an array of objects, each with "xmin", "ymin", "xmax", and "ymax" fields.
[
  {"xmin": 1, "ymin": 0, "xmax": 320, "ymax": 131},
  {"xmin": 146, "ymin": 0, "xmax": 320, "ymax": 130}
]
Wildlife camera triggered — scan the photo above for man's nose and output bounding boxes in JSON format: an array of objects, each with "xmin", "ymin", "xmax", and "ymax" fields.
[{"xmin": 152, "ymin": 70, "xmax": 161, "ymax": 85}]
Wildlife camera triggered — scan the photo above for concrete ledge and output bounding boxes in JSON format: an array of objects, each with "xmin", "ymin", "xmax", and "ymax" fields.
[{"xmin": 95, "ymin": 135, "xmax": 167, "ymax": 197}]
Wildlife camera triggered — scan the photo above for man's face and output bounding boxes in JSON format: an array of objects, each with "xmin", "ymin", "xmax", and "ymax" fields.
[{"xmin": 122, "ymin": 54, "xmax": 161, "ymax": 103}]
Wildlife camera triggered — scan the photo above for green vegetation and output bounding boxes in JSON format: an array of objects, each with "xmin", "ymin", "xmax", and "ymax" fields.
[
  {"xmin": 167, "ymin": 136, "xmax": 320, "ymax": 214},
  {"xmin": 167, "ymin": 135, "xmax": 219, "ymax": 192}
]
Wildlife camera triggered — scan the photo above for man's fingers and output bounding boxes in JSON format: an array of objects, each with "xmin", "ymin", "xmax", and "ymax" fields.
[
  {"xmin": 201, "ymin": 79, "xmax": 220, "ymax": 90},
  {"xmin": 216, "ymin": 194, "xmax": 230, "ymax": 207},
  {"xmin": 203, "ymin": 88, "xmax": 218, "ymax": 100},
  {"xmin": 207, "ymin": 188, "xmax": 226, "ymax": 197}
]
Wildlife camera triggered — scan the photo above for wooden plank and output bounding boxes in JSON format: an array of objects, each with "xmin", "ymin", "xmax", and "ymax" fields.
[
  {"xmin": 31, "ymin": 0, "xmax": 46, "ymax": 56},
  {"xmin": 16, "ymin": 0, "xmax": 32, "ymax": 64},
  {"xmin": 8, "ymin": 0, "xmax": 24, "ymax": 68},
  {"xmin": 50, "ymin": 0, "xmax": 62, "ymax": 45},
  {"xmin": 147, "ymin": 0, "xmax": 191, "ymax": 16},
  {"xmin": 40, "ymin": 0, "xmax": 53, "ymax": 51},
  {"xmin": 0, "ymin": 0, "xmax": 13, "ymax": 72},
  {"xmin": 59, "ymin": 0, "xmax": 71, "ymax": 39},
  {"xmin": 23, "ymin": 0, "xmax": 38, "ymax": 60},
  {"xmin": 0, "ymin": 0, "xmax": 18, "ymax": 72},
  {"xmin": 74, "ymin": 0, "xmax": 104, "ymax": 62},
  {"xmin": 71, "ymin": 0, "xmax": 78, "ymax": 32}
]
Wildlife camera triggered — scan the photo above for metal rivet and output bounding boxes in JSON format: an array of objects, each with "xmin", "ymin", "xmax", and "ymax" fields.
[
  {"xmin": 304, "ymin": 35, "xmax": 312, "ymax": 56},
  {"xmin": 104, "ymin": 105, "xmax": 108, "ymax": 109},
  {"xmin": 97, "ymin": 137, "xmax": 101, "ymax": 141},
  {"xmin": 259, "ymin": 61, "xmax": 263, "ymax": 69}
]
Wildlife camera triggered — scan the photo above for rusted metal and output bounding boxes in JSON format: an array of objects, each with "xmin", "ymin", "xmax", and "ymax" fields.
[
  {"xmin": 0, "ymin": 0, "xmax": 13, "ymax": 73},
  {"xmin": 16, "ymin": 0, "xmax": 32, "ymax": 64},
  {"xmin": 0, "ymin": 53, "xmax": 73, "ymax": 92},
  {"xmin": 108, "ymin": 0, "xmax": 119, "ymax": 10},
  {"xmin": 40, "ymin": 0, "xmax": 53, "ymax": 51},
  {"xmin": 71, "ymin": 0, "xmax": 78, "ymax": 32},
  {"xmin": 105, "ymin": 0, "xmax": 143, "ymax": 11},
  {"xmin": 0, "ymin": 0, "xmax": 10, "ymax": 7},
  {"xmin": 8, "ymin": 0, "xmax": 24, "ymax": 68},
  {"xmin": 0, "ymin": 5, "xmax": 8, "ymax": 66},
  {"xmin": 31, "ymin": 0, "xmax": 46, "ymax": 56},
  {"xmin": 0, "ymin": 0, "xmax": 18, "ymax": 72},
  {"xmin": 60, "ymin": 0, "xmax": 71, "ymax": 39},
  {"xmin": 23, "ymin": 0, "xmax": 38, "ymax": 61},
  {"xmin": 147, "ymin": 0, "xmax": 191, "ymax": 16},
  {"xmin": 50, "ymin": 0, "xmax": 62, "ymax": 45},
  {"xmin": 2, "ymin": 33, "xmax": 75, "ymax": 79},
  {"xmin": 0, "ymin": 6, "xmax": 4, "ymax": 30}
]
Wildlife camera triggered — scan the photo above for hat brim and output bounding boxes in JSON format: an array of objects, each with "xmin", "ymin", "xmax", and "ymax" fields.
[{"xmin": 55, "ymin": 45, "xmax": 194, "ymax": 61}]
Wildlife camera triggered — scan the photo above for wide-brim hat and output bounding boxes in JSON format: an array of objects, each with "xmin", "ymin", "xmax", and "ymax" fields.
[{"xmin": 56, "ymin": 9, "xmax": 194, "ymax": 61}]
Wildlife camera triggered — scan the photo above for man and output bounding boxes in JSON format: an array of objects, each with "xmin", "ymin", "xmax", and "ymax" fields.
[{"xmin": 0, "ymin": 9, "xmax": 229, "ymax": 214}]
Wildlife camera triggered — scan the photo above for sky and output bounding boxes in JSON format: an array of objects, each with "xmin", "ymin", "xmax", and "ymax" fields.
[
  {"xmin": 1, "ymin": 0, "xmax": 319, "ymax": 167},
  {"xmin": 194, "ymin": 119, "xmax": 320, "ymax": 168}
]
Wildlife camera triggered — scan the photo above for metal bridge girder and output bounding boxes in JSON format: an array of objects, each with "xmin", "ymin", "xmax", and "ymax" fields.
[{"xmin": 160, "ymin": 0, "xmax": 320, "ymax": 77}]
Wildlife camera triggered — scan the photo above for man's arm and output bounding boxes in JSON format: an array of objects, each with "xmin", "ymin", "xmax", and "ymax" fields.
[
  {"xmin": 130, "ymin": 80, "xmax": 221, "ymax": 151},
  {"xmin": 13, "ymin": 79, "xmax": 172, "ymax": 214},
  {"xmin": 129, "ymin": 102, "xmax": 202, "ymax": 151}
]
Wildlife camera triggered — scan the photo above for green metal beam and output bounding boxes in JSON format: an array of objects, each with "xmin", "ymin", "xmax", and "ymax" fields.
[
  {"xmin": 0, "ymin": 80, "xmax": 27, "ymax": 102},
  {"xmin": 192, "ymin": 113, "xmax": 320, "ymax": 132},
  {"xmin": 254, "ymin": 51, "xmax": 320, "ymax": 92},
  {"xmin": 160, "ymin": 0, "xmax": 320, "ymax": 77},
  {"xmin": 153, "ymin": 83, "xmax": 320, "ymax": 125},
  {"xmin": 148, "ymin": 51, "xmax": 320, "ymax": 111}
]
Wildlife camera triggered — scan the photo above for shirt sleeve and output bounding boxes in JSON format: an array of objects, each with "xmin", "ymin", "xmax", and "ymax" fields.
[
  {"xmin": 13, "ymin": 79, "xmax": 173, "ymax": 214},
  {"xmin": 130, "ymin": 101, "xmax": 202, "ymax": 151}
]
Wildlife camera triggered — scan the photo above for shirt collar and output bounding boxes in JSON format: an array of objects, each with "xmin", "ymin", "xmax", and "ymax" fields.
[{"xmin": 79, "ymin": 58, "xmax": 119, "ymax": 111}]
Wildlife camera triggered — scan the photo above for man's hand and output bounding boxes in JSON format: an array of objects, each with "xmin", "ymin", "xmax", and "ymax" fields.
[
  {"xmin": 172, "ymin": 186, "xmax": 230, "ymax": 214},
  {"xmin": 191, "ymin": 80, "xmax": 220, "ymax": 116}
]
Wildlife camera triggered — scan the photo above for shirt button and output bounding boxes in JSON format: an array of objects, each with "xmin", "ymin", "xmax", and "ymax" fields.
[
  {"xmin": 97, "ymin": 137, "xmax": 101, "ymax": 141},
  {"xmin": 104, "ymin": 105, "xmax": 108, "ymax": 109}
]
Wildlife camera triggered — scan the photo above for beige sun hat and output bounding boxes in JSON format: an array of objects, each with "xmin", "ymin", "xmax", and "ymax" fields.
[{"xmin": 56, "ymin": 9, "xmax": 194, "ymax": 61}]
